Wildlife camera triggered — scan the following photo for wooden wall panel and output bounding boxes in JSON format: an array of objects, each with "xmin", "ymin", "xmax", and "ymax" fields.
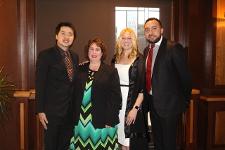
[
  {"xmin": 0, "ymin": 101, "xmax": 20, "ymax": 150},
  {"xmin": 0, "ymin": 0, "xmax": 36, "ymax": 149},
  {"xmin": 17, "ymin": 0, "xmax": 36, "ymax": 89},
  {"xmin": 0, "ymin": 0, "xmax": 36, "ymax": 89},
  {"xmin": 198, "ymin": 97, "xmax": 225, "ymax": 150},
  {"xmin": 173, "ymin": 0, "xmax": 188, "ymax": 46},
  {"xmin": 215, "ymin": 111, "xmax": 225, "ymax": 144},
  {"xmin": 186, "ymin": 0, "xmax": 225, "ymax": 94},
  {"xmin": 187, "ymin": 0, "xmax": 208, "ymax": 89},
  {"xmin": 0, "ymin": 0, "xmax": 21, "ymax": 86},
  {"xmin": 215, "ymin": 0, "xmax": 225, "ymax": 85},
  {"xmin": 185, "ymin": 0, "xmax": 225, "ymax": 94}
]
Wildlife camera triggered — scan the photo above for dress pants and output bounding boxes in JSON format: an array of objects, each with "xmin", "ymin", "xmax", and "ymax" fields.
[
  {"xmin": 44, "ymin": 115, "xmax": 73, "ymax": 150},
  {"xmin": 147, "ymin": 94, "xmax": 178, "ymax": 150}
]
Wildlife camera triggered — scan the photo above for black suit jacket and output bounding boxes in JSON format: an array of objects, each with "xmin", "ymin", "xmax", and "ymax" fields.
[
  {"xmin": 73, "ymin": 62, "xmax": 122, "ymax": 128},
  {"xmin": 144, "ymin": 37, "xmax": 192, "ymax": 117},
  {"xmin": 36, "ymin": 46, "xmax": 79, "ymax": 118}
]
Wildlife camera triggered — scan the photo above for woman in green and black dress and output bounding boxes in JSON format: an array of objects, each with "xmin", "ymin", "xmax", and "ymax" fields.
[{"xmin": 70, "ymin": 37, "xmax": 122, "ymax": 150}]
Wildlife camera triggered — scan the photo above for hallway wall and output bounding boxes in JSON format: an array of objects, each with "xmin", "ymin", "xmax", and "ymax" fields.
[{"xmin": 37, "ymin": 0, "xmax": 172, "ymax": 63}]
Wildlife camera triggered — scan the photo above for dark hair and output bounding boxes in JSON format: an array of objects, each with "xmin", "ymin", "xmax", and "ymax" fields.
[
  {"xmin": 55, "ymin": 22, "xmax": 76, "ymax": 38},
  {"xmin": 144, "ymin": 18, "xmax": 163, "ymax": 28},
  {"xmin": 85, "ymin": 37, "xmax": 107, "ymax": 61}
]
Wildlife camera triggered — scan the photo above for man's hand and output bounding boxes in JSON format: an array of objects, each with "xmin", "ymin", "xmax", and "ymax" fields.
[
  {"xmin": 38, "ymin": 113, "xmax": 48, "ymax": 130},
  {"xmin": 79, "ymin": 61, "xmax": 89, "ymax": 65}
]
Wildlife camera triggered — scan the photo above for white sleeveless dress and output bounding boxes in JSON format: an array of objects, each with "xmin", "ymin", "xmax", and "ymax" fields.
[{"xmin": 115, "ymin": 64, "xmax": 131, "ymax": 146}]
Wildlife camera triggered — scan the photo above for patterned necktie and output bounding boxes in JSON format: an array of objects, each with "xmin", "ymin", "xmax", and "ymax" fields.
[
  {"xmin": 146, "ymin": 44, "xmax": 155, "ymax": 93},
  {"xmin": 64, "ymin": 51, "xmax": 74, "ymax": 82}
]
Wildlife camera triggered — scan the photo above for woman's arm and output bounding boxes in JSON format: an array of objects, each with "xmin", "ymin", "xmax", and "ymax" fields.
[{"xmin": 126, "ymin": 93, "xmax": 143, "ymax": 125}]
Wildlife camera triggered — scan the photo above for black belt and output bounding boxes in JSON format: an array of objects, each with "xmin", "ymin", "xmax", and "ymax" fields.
[
  {"xmin": 146, "ymin": 93, "xmax": 153, "ymax": 97},
  {"xmin": 129, "ymin": 132, "xmax": 147, "ymax": 138}
]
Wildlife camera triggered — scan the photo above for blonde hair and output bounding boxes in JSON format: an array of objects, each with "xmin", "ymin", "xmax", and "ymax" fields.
[{"xmin": 115, "ymin": 28, "xmax": 139, "ymax": 63}]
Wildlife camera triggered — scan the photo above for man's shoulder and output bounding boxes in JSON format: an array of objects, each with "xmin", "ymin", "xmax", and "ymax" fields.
[
  {"xmin": 166, "ymin": 39, "xmax": 183, "ymax": 49},
  {"xmin": 70, "ymin": 50, "xmax": 79, "ymax": 58},
  {"xmin": 40, "ymin": 46, "xmax": 56, "ymax": 54},
  {"xmin": 38, "ymin": 46, "xmax": 57, "ymax": 58},
  {"xmin": 158, "ymin": 39, "xmax": 181, "ymax": 54}
]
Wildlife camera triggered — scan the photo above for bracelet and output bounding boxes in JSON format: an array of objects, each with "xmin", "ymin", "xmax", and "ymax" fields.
[{"xmin": 133, "ymin": 105, "xmax": 139, "ymax": 110}]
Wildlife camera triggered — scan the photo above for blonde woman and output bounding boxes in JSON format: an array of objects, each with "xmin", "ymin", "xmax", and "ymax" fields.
[{"xmin": 112, "ymin": 28, "xmax": 148, "ymax": 150}]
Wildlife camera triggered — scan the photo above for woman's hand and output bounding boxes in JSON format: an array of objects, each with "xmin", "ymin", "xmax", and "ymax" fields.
[{"xmin": 126, "ymin": 108, "xmax": 138, "ymax": 125}]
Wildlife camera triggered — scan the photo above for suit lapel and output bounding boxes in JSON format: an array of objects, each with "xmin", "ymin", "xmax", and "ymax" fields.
[
  {"xmin": 79, "ymin": 63, "xmax": 104, "ymax": 103},
  {"xmin": 54, "ymin": 47, "xmax": 64, "ymax": 64},
  {"xmin": 55, "ymin": 48, "xmax": 77, "ymax": 82},
  {"xmin": 152, "ymin": 38, "xmax": 167, "ymax": 78},
  {"xmin": 79, "ymin": 63, "xmax": 89, "ymax": 92},
  {"xmin": 92, "ymin": 62, "xmax": 105, "ymax": 87},
  {"xmin": 143, "ymin": 47, "xmax": 149, "ymax": 59},
  {"xmin": 69, "ymin": 50, "xmax": 78, "ymax": 82},
  {"xmin": 69, "ymin": 50, "xmax": 77, "ymax": 68},
  {"xmin": 53, "ymin": 47, "xmax": 69, "ymax": 78}
]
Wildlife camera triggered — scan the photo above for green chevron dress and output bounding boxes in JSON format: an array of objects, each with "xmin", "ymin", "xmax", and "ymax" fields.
[{"xmin": 69, "ymin": 69, "xmax": 119, "ymax": 150}]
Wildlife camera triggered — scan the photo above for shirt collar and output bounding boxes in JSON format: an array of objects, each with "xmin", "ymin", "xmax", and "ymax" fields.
[
  {"xmin": 155, "ymin": 36, "xmax": 163, "ymax": 46},
  {"xmin": 56, "ymin": 45, "xmax": 70, "ymax": 56}
]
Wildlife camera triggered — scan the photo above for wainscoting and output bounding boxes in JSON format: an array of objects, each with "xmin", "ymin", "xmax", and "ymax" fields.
[
  {"xmin": 5, "ymin": 89, "xmax": 225, "ymax": 150},
  {"xmin": 198, "ymin": 96, "xmax": 225, "ymax": 150}
]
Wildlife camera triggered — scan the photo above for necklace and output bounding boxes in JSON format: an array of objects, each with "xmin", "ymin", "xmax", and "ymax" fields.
[{"xmin": 89, "ymin": 63, "xmax": 100, "ymax": 71}]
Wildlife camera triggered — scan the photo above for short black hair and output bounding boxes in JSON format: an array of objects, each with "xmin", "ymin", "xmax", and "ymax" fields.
[
  {"xmin": 55, "ymin": 22, "xmax": 76, "ymax": 38},
  {"xmin": 144, "ymin": 18, "xmax": 163, "ymax": 28}
]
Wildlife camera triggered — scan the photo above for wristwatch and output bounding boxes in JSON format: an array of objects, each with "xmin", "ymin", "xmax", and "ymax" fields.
[{"xmin": 134, "ymin": 105, "xmax": 139, "ymax": 110}]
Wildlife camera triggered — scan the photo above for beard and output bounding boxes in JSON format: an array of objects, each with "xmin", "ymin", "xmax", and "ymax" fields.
[{"xmin": 146, "ymin": 36, "xmax": 161, "ymax": 44}]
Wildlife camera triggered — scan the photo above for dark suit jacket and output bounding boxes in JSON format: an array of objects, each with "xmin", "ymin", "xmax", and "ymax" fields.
[
  {"xmin": 36, "ymin": 46, "xmax": 79, "ymax": 119},
  {"xmin": 73, "ymin": 62, "xmax": 122, "ymax": 128},
  {"xmin": 144, "ymin": 37, "xmax": 192, "ymax": 117}
]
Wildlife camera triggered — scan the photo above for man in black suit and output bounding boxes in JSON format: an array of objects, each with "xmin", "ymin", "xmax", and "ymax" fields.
[
  {"xmin": 143, "ymin": 18, "xmax": 192, "ymax": 150},
  {"xmin": 36, "ymin": 22, "xmax": 79, "ymax": 150}
]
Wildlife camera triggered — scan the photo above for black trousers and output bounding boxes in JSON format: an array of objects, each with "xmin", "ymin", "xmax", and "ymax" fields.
[
  {"xmin": 130, "ymin": 136, "xmax": 149, "ymax": 150},
  {"xmin": 147, "ymin": 94, "xmax": 179, "ymax": 150},
  {"xmin": 44, "ymin": 115, "xmax": 73, "ymax": 150}
]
